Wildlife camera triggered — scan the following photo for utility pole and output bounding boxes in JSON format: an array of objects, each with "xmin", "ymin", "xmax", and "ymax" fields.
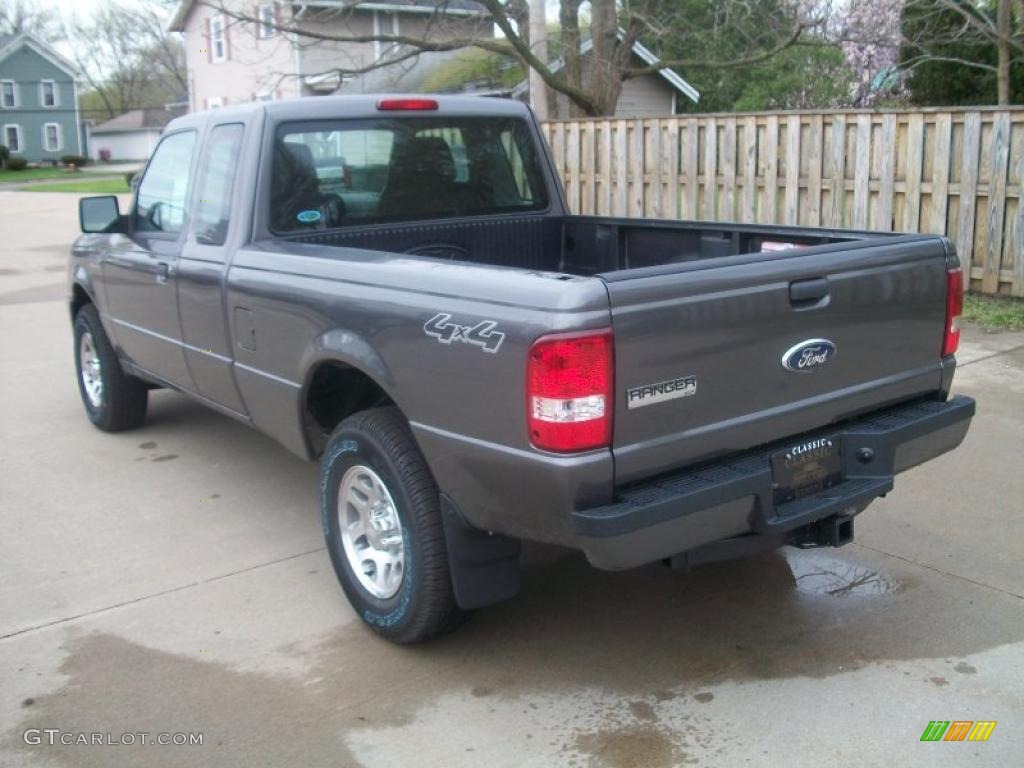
[
  {"xmin": 997, "ymin": 0, "xmax": 1011, "ymax": 105},
  {"xmin": 529, "ymin": 0, "xmax": 549, "ymax": 121}
]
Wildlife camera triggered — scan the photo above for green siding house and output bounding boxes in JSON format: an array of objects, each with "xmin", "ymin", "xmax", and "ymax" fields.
[{"xmin": 0, "ymin": 33, "xmax": 84, "ymax": 163}]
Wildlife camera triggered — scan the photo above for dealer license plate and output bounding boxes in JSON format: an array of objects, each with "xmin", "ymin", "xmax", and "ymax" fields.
[{"xmin": 771, "ymin": 435, "xmax": 843, "ymax": 505}]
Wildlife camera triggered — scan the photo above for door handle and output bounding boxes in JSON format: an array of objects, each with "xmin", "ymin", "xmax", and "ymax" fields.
[
  {"xmin": 789, "ymin": 277, "xmax": 830, "ymax": 308},
  {"xmin": 156, "ymin": 262, "xmax": 173, "ymax": 284}
]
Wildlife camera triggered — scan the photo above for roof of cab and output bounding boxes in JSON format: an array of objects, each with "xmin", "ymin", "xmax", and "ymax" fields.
[{"xmin": 163, "ymin": 94, "xmax": 533, "ymax": 134}]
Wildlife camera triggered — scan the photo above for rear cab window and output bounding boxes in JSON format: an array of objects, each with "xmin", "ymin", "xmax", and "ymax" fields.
[
  {"xmin": 193, "ymin": 123, "xmax": 245, "ymax": 246},
  {"xmin": 268, "ymin": 116, "xmax": 548, "ymax": 234}
]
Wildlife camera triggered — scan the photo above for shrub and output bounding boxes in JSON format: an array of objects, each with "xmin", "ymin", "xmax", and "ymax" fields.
[
  {"xmin": 98, "ymin": 148, "xmax": 111, "ymax": 162},
  {"xmin": 61, "ymin": 154, "xmax": 89, "ymax": 169},
  {"xmin": 0, "ymin": 144, "xmax": 9, "ymax": 165},
  {"xmin": 124, "ymin": 170, "xmax": 139, "ymax": 187},
  {"xmin": 6, "ymin": 156, "xmax": 28, "ymax": 171}
]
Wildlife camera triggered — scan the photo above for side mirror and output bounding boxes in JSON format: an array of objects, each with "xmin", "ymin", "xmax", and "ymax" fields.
[{"xmin": 79, "ymin": 196, "xmax": 123, "ymax": 234}]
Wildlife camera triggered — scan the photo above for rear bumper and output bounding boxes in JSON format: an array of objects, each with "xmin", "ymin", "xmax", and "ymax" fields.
[{"xmin": 574, "ymin": 395, "xmax": 975, "ymax": 570}]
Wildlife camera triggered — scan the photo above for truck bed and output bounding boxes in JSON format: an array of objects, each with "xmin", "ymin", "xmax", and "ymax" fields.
[{"xmin": 270, "ymin": 213, "xmax": 869, "ymax": 275}]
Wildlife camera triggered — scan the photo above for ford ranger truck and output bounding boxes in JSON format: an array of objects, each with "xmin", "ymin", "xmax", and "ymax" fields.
[{"xmin": 68, "ymin": 95, "xmax": 975, "ymax": 643}]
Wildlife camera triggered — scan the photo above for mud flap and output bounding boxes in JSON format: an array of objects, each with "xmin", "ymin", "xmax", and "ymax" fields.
[{"xmin": 440, "ymin": 495, "xmax": 521, "ymax": 610}]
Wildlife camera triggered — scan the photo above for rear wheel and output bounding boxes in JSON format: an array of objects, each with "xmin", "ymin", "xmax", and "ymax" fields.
[
  {"xmin": 73, "ymin": 304, "xmax": 148, "ymax": 431},
  {"xmin": 320, "ymin": 407, "xmax": 464, "ymax": 643}
]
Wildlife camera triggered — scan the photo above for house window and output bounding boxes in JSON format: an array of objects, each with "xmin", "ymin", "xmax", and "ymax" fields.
[
  {"xmin": 1, "ymin": 80, "xmax": 16, "ymax": 109},
  {"xmin": 211, "ymin": 16, "xmax": 227, "ymax": 62},
  {"xmin": 40, "ymin": 80, "xmax": 57, "ymax": 108},
  {"xmin": 4, "ymin": 124, "xmax": 21, "ymax": 152},
  {"xmin": 258, "ymin": 4, "xmax": 275, "ymax": 39},
  {"xmin": 43, "ymin": 123, "xmax": 62, "ymax": 152}
]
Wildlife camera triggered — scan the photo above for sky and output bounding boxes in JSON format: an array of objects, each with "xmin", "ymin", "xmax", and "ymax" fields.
[
  {"xmin": 52, "ymin": 0, "xmax": 151, "ymax": 25},
  {"xmin": 50, "ymin": 0, "xmax": 162, "ymax": 60}
]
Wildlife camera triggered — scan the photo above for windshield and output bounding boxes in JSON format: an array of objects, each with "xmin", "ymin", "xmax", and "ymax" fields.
[{"xmin": 269, "ymin": 116, "xmax": 549, "ymax": 234}]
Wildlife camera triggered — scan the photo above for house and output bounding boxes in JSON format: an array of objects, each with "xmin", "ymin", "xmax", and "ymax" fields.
[
  {"xmin": 510, "ymin": 35, "xmax": 700, "ymax": 118},
  {"xmin": 168, "ymin": 0, "xmax": 491, "ymax": 111},
  {"xmin": 0, "ymin": 32, "xmax": 85, "ymax": 162},
  {"xmin": 89, "ymin": 107, "xmax": 187, "ymax": 162}
]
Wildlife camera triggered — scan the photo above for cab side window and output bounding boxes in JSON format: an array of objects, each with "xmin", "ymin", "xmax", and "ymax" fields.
[
  {"xmin": 194, "ymin": 123, "xmax": 244, "ymax": 246},
  {"xmin": 135, "ymin": 131, "xmax": 196, "ymax": 235}
]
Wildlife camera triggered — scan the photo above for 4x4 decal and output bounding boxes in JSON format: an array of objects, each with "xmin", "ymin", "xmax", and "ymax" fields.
[{"xmin": 424, "ymin": 313, "xmax": 505, "ymax": 354}]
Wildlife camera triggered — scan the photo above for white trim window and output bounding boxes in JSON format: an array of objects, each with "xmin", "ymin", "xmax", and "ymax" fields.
[
  {"xmin": 4, "ymin": 124, "xmax": 21, "ymax": 152},
  {"xmin": 1, "ymin": 80, "xmax": 16, "ymax": 109},
  {"xmin": 211, "ymin": 15, "xmax": 227, "ymax": 63},
  {"xmin": 40, "ymin": 79, "xmax": 58, "ymax": 108},
  {"xmin": 258, "ymin": 4, "xmax": 275, "ymax": 39},
  {"xmin": 43, "ymin": 122, "xmax": 62, "ymax": 152}
]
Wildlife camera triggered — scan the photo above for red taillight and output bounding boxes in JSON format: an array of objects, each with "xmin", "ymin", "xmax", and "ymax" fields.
[
  {"xmin": 376, "ymin": 98, "xmax": 439, "ymax": 111},
  {"xmin": 527, "ymin": 329, "xmax": 613, "ymax": 453},
  {"xmin": 943, "ymin": 268, "xmax": 964, "ymax": 357}
]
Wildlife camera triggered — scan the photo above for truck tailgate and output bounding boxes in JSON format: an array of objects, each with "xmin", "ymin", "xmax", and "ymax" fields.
[{"xmin": 603, "ymin": 236, "xmax": 951, "ymax": 485}]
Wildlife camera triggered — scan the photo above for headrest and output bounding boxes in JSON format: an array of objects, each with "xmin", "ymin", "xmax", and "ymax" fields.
[
  {"xmin": 392, "ymin": 136, "xmax": 456, "ymax": 182},
  {"xmin": 273, "ymin": 140, "xmax": 319, "ymax": 194}
]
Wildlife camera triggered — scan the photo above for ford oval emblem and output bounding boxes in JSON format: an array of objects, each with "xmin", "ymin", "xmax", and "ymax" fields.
[{"xmin": 781, "ymin": 339, "xmax": 837, "ymax": 372}]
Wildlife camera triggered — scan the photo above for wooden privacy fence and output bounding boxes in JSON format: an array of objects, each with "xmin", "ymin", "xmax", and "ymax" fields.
[{"xmin": 540, "ymin": 108, "xmax": 1024, "ymax": 296}]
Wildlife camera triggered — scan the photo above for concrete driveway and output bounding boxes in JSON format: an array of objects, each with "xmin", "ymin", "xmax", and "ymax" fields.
[{"xmin": 1, "ymin": 190, "xmax": 1022, "ymax": 767}]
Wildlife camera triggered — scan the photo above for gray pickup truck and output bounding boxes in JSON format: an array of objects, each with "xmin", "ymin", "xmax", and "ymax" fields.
[{"xmin": 69, "ymin": 95, "xmax": 975, "ymax": 643}]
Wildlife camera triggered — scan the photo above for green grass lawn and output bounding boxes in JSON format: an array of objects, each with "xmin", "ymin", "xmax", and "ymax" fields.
[
  {"xmin": 0, "ymin": 166, "xmax": 82, "ymax": 182},
  {"xmin": 963, "ymin": 293, "xmax": 1024, "ymax": 331},
  {"xmin": 19, "ymin": 177, "xmax": 129, "ymax": 194}
]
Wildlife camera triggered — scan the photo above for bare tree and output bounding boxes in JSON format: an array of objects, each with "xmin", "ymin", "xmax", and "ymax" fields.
[
  {"xmin": 67, "ymin": 0, "xmax": 186, "ymax": 119},
  {"xmin": 204, "ymin": 0, "xmax": 814, "ymax": 117},
  {"xmin": 0, "ymin": 0, "xmax": 63, "ymax": 41}
]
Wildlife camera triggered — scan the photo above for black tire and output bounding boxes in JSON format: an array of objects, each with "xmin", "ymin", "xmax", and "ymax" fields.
[
  {"xmin": 320, "ymin": 407, "xmax": 464, "ymax": 644},
  {"xmin": 73, "ymin": 304, "xmax": 148, "ymax": 432}
]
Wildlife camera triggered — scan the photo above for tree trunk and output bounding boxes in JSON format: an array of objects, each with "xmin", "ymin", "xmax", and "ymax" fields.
[
  {"xmin": 997, "ymin": 0, "xmax": 1011, "ymax": 105},
  {"xmin": 528, "ymin": 0, "xmax": 549, "ymax": 120},
  {"xmin": 588, "ymin": 0, "xmax": 622, "ymax": 116},
  {"xmin": 559, "ymin": 0, "xmax": 583, "ymax": 118}
]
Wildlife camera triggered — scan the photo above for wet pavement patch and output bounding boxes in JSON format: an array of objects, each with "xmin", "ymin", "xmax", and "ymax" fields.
[
  {"xmin": 573, "ymin": 725, "xmax": 686, "ymax": 768},
  {"xmin": 628, "ymin": 701, "xmax": 656, "ymax": 721},
  {"xmin": 8, "ymin": 632, "xmax": 363, "ymax": 768},
  {"xmin": 7, "ymin": 544, "xmax": 1022, "ymax": 767},
  {"xmin": 785, "ymin": 551, "xmax": 904, "ymax": 597}
]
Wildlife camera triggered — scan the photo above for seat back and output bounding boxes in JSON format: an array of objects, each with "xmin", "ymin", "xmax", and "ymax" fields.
[
  {"xmin": 270, "ymin": 141, "xmax": 325, "ymax": 231},
  {"xmin": 378, "ymin": 136, "xmax": 462, "ymax": 218}
]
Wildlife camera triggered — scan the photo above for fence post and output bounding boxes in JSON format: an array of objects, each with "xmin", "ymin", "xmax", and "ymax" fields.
[
  {"xmin": 829, "ymin": 115, "xmax": 845, "ymax": 228},
  {"xmin": 784, "ymin": 115, "xmax": 801, "ymax": 226},
  {"xmin": 763, "ymin": 116, "xmax": 779, "ymax": 224},
  {"xmin": 957, "ymin": 113, "xmax": 981, "ymax": 278},
  {"xmin": 931, "ymin": 113, "xmax": 952, "ymax": 235},
  {"xmin": 982, "ymin": 112, "xmax": 1010, "ymax": 294},
  {"xmin": 703, "ymin": 117, "xmax": 718, "ymax": 221}
]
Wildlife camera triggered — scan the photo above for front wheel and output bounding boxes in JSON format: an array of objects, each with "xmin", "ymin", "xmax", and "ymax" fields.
[
  {"xmin": 73, "ymin": 304, "xmax": 148, "ymax": 431},
  {"xmin": 320, "ymin": 407, "xmax": 464, "ymax": 644}
]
